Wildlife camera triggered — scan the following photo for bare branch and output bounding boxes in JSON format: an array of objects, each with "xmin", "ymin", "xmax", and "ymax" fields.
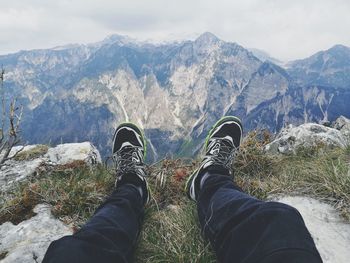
[
  {"xmin": 0, "ymin": 69, "xmax": 24, "ymax": 168},
  {"xmin": 2, "ymin": 145, "xmax": 25, "ymax": 163},
  {"xmin": 1, "ymin": 68, "xmax": 5, "ymax": 133}
]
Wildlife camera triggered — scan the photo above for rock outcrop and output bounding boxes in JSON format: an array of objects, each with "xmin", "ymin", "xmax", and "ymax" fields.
[
  {"xmin": 332, "ymin": 115, "xmax": 350, "ymax": 144},
  {"xmin": 0, "ymin": 142, "xmax": 101, "ymax": 192},
  {"xmin": 273, "ymin": 196, "xmax": 350, "ymax": 263},
  {"xmin": 265, "ymin": 116, "xmax": 350, "ymax": 154},
  {"xmin": 0, "ymin": 204, "xmax": 72, "ymax": 263},
  {"xmin": 45, "ymin": 142, "xmax": 101, "ymax": 166}
]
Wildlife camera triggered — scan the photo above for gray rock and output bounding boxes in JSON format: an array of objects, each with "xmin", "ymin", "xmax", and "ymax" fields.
[
  {"xmin": 0, "ymin": 142, "xmax": 101, "ymax": 192},
  {"xmin": 0, "ymin": 204, "xmax": 72, "ymax": 263},
  {"xmin": 272, "ymin": 196, "xmax": 350, "ymax": 263},
  {"xmin": 265, "ymin": 123, "xmax": 348, "ymax": 154},
  {"xmin": 332, "ymin": 115, "xmax": 350, "ymax": 144},
  {"xmin": 0, "ymin": 158, "xmax": 44, "ymax": 192},
  {"xmin": 45, "ymin": 142, "xmax": 101, "ymax": 166}
]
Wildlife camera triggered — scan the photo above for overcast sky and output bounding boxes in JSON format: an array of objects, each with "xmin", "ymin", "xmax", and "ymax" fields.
[{"xmin": 0, "ymin": 0, "xmax": 349, "ymax": 61}]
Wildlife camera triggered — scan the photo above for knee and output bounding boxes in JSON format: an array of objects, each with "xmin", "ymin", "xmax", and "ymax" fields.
[{"xmin": 259, "ymin": 201, "xmax": 303, "ymax": 220}]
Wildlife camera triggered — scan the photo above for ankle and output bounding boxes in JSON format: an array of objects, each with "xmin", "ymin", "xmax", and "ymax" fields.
[
  {"xmin": 124, "ymin": 183, "xmax": 144, "ymax": 199},
  {"xmin": 199, "ymin": 172, "xmax": 211, "ymax": 189}
]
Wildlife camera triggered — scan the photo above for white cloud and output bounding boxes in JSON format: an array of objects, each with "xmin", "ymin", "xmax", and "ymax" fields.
[{"xmin": 0, "ymin": 0, "xmax": 349, "ymax": 60}]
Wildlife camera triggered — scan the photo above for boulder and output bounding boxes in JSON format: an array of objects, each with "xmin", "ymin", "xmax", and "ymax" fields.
[
  {"xmin": 265, "ymin": 123, "xmax": 348, "ymax": 154},
  {"xmin": 0, "ymin": 158, "xmax": 43, "ymax": 192},
  {"xmin": 45, "ymin": 142, "xmax": 101, "ymax": 166},
  {"xmin": 0, "ymin": 204, "xmax": 72, "ymax": 263},
  {"xmin": 332, "ymin": 115, "xmax": 350, "ymax": 144},
  {"xmin": 0, "ymin": 142, "xmax": 101, "ymax": 192}
]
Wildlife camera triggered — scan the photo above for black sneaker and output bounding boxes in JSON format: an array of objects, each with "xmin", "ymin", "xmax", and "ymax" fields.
[
  {"xmin": 185, "ymin": 116, "xmax": 243, "ymax": 201},
  {"xmin": 112, "ymin": 122, "xmax": 150, "ymax": 204}
]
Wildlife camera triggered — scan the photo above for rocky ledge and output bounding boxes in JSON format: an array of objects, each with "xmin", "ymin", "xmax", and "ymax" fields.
[
  {"xmin": 0, "ymin": 142, "xmax": 101, "ymax": 262},
  {"xmin": 0, "ymin": 142, "xmax": 101, "ymax": 192},
  {"xmin": 272, "ymin": 196, "xmax": 350, "ymax": 263},
  {"xmin": 0, "ymin": 204, "xmax": 73, "ymax": 263},
  {"xmin": 265, "ymin": 116, "xmax": 350, "ymax": 154}
]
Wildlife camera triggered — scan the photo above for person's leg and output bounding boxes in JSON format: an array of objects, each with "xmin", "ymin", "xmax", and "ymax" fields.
[
  {"xmin": 197, "ymin": 172, "xmax": 322, "ymax": 263},
  {"xmin": 43, "ymin": 123, "xmax": 150, "ymax": 263},
  {"xmin": 43, "ymin": 184, "xmax": 144, "ymax": 263},
  {"xmin": 186, "ymin": 116, "xmax": 322, "ymax": 263}
]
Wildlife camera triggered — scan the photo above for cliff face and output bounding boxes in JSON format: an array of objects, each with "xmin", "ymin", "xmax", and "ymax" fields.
[{"xmin": 1, "ymin": 33, "xmax": 350, "ymax": 160}]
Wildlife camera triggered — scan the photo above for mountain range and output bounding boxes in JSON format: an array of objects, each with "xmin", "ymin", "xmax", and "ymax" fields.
[{"xmin": 1, "ymin": 32, "xmax": 350, "ymax": 161}]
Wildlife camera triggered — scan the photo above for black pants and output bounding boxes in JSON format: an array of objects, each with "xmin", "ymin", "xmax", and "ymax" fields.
[{"xmin": 43, "ymin": 172, "xmax": 322, "ymax": 263}]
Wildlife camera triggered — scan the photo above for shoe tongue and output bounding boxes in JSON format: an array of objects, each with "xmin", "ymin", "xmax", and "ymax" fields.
[
  {"xmin": 116, "ymin": 147, "xmax": 145, "ymax": 177},
  {"xmin": 120, "ymin": 145, "xmax": 143, "ymax": 155},
  {"xmin": 206, "ymin": 137, "xmax": 235, "ymax": 158}
]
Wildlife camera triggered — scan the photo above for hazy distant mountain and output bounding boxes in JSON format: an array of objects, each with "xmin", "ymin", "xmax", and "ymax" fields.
[
  {"xmin": 287, "ymin": 44, "xmax": 350, "ymax": 89},
  {"xmin": 248, "ymin": 48, "xmax": 284, "ymax": 66},
  {"xmin": 1, "ymin": 33, "xmax": 349, "ymax": 161}
]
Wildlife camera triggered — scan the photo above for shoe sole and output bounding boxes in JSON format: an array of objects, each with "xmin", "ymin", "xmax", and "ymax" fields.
[
  {"xmin": 185, "ymin": 116, "xmax": 243, "ymax": 199},
  {"xmin": 112, "ymin": 122, "xmax": 147, "ymax": 160}
]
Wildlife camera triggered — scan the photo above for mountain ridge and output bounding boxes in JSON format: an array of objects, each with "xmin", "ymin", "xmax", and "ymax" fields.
[{"xmin": 1, "ymin": 32, "xmax": 350, "ymax": 161}]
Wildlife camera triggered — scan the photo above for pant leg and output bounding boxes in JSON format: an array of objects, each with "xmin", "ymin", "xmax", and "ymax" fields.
[
  {"xmin": 43, "ymin": 184, "xmax": 144, "ymax": 263},
  {"xmin": 197, "ymin": 172, "xmax": 323, "ymax": 263}
]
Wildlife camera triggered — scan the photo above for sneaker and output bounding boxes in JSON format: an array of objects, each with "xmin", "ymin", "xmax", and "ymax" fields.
[
  {"xmin": 185, "ymin": 116, "xmax": 243, "ymax": 201},
  {"xmin": 112, "ymin": 122, "xmax": 150, "ymax": 204}
]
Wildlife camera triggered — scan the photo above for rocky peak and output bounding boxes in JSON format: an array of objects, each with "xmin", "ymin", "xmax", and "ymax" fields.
[
  {"xmin": 327, "ymin": 44, "xmax": 350, "ymax": 55},
  {"xmin": 193, "ymin": 32, "xmax": 222, "ymax": 53},
  {"xmin": 99, "ymin": 34, "xmax": 135, "ymax": 47},
  {"xmin": 287, "ymin": 44, "xmax": 350, "ymax": 89},
  {"xmin": 195, "ymin": 32, "xmax": 221, "ymax": 45}
]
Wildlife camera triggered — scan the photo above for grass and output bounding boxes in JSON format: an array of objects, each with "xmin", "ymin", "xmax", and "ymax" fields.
[
  {"xmin": 0, "ymin": 251, "xmax": 8, "ymax": 260},
  {"xmin": 0, "ymin": 162, "xmax": 114, "ymax": 228},
  {"xmin": 14, "ymin": 145, "xmax": 49, "ymax": 161},
  {"xmin": 136, "ymin": 159, "xmax": 215, "ymax": 262},
  {"xmin": 1, "ymin": 131, "xmax": 349, "ymax": 261},
  {"xmin": 233, "ymin": 131, "xmax": 350, "ymax": 219}
]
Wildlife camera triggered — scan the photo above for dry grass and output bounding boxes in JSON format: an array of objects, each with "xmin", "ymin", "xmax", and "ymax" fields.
[
  {"xmin": 135, "ymin": 159, "xmax": 215, "ymax": 262},
  {"xmin": 0, "ymin": 251, "xmax": 8, "ymax": 260},
  {"xmin": 14, "ymin": 145, "xmax": 49, "ymax": 161},
  {"xmin": 0, "ymin": 164, "xmax": 114, "ymax": 228},
  {"xmin": 0, "ymin": 185, "xmax": 40, "ymax": 224},
  {"xmin": 233, "ymin": 131, "xmax": 350, "ymax": 219}
]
